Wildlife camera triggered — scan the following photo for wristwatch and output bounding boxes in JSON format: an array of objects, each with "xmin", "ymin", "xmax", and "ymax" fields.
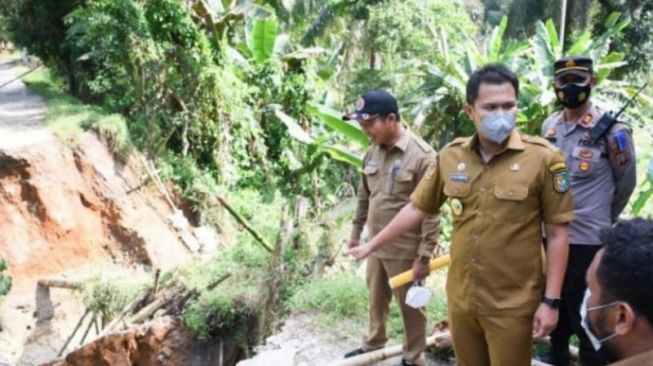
[
  {"xmin": 542, "ymin": 296, "xmax": 561, "ymax": 309},
  {"xmin": 419, "ymin": 255, "xmax": 430, "ymax": 264}
]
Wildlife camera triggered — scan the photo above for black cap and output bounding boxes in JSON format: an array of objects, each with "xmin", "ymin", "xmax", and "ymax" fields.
[
  {"xmin": 554, "ymin": 56, "xmax": 593, "ymax": 78},
  {"xmin": 343, "ymin": 89, "xmax": 399, "ymax": 121}
]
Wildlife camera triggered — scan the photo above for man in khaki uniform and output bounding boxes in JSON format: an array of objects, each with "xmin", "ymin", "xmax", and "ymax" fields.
[
  {"xmin": 349, "ymin": 65, "xmax": 575, "ymax": 365},
  {"xmin": 343, "ymin": 89, "xmax": 439, "ymax": 366},
  {"xmin": 582, "ymin": 219, "xmax": 653, "ymax": 365}
]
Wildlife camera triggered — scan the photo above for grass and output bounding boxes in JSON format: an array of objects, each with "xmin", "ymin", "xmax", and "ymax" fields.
[
  {"xmin": 288, "ymin": 265, "xmax": 449, "ymax": 341},
  {"xmin": 17, "ymin": 65, "xmax": 131, "ymax": 155}
]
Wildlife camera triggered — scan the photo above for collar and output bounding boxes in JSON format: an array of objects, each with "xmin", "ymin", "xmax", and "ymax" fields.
[
  {"xmin": 391, "ymin": 130, "xmax": 411, "ymax": 152},
  {"xmin": 555, "ymin": 103, "xmax": 601, "ymax": 128},
  {"xmin": 463, "ymin": 130, "xmax": 525, "ymax": 153}
]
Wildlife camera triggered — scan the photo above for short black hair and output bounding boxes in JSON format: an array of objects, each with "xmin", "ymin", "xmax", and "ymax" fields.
[
  {"xmin": 597, "ymin": 218, "xmax": 653, "ymax": 324},
  {"xmin": 466, "ymin": 64, "xmax": 519, "ymax": 105}
]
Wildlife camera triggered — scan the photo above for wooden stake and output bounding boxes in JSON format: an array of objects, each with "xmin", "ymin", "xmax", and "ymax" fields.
[
  {"xmin": 58, "ymin": 308, "xmax": 91, "ymax": 357},
  {"xmin": 79, "ymin": 313, "xmax": 97, "ymax": 346}
]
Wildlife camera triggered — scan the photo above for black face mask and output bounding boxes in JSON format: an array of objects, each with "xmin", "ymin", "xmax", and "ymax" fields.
[{"xmin": 555, "ymin": 83, "xmax": 592, "ymax": 109}]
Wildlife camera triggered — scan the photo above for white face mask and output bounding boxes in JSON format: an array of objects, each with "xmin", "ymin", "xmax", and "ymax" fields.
[
  {"xmin": 405, "ymin": 281, "xmax": 432, "ymax": 309},
  {"xmin": 580, "ymin": 289, "xmax": 620, "ymax": 350}
]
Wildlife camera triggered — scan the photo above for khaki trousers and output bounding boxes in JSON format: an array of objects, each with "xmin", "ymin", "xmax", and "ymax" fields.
[
  {"xmin": 449, "ymin": 304, "xmax": 533, "ymax": 366},
  {"xmin": 363, "ymin": 257, "xmax": 426, "ymax": 365}
]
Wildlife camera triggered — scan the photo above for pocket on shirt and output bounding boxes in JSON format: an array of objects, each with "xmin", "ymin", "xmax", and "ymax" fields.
[
  {"xmin": 443, "ymin": 181, "xmax": 472, "ymax": 198},
  {"xmin": 390, "ymin": 171, "xmax": 414, "ymax": 195},
  {"xmin": 492, "ymin": 183, "xmax": 529, "ymax": 219},
  {"xmin": 364, "ymin": 165, "xmax": 380, "ymax": 192}
]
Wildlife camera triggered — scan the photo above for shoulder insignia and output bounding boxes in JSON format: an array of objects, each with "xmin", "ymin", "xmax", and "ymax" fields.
[
  {"xmin": 549, "ymin": 161, "xmax": 567, "ymax": 173},
  {"xmin": 580, "ymin": 113, "xmax": 594, "ymax": 127},
  {"xmin": 550, "ymin": 161, "xmax": 570, "ymax": 193},
  {"xmin": 609, "ymin": 129, "xmax": 632, "ymax": 167},
  {"xmin": 545, "ymin": 128, "xmax": 557, "ymax": 138}
]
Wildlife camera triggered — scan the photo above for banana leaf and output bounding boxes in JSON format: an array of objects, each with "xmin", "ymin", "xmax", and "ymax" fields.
[
  {"xmin": 307, "ymin": 102, "xmax": 369, "ymax": 148},
  {"xmin": 248, "ymin": 18, "xmax": 278, "ymax": 63}
]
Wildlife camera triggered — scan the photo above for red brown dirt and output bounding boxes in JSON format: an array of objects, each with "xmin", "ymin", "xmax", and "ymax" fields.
[{"xmin": 0, "ymin": 133, "xmax": 191, "ymax": 290}]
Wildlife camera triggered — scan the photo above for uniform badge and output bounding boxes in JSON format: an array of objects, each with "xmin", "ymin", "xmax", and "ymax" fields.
[
  {"xmin": 449, "ymin": 173, "xmax": 470, "ymax": 182},
  {"xmin": 580, "ymin": 149, "xmax": 593, "ymax": 159},
  {"xmin": 549, "ymin": 161, "xmax": 570, "ymax": 193},
  {"xmin": 553, "ymin": 170, "xmax": 570, "ymax": 193},
  {"xmin": 580, "ymin": 113, "xmax": 593, "ymax": 127},
  {"xmin": 451, "ymin": 198, "xmax": 463, "ymax": 216},
  {"xmin": 545, "ymin": 128, "xmax": 557, "ymax": 138},
  {"xmin": 510, "ymin": 163, "xmax": 521, "ymax": 171},
  {"xmin": 579, "ymin": 161, "xmax": 591, "ymax": 172},
  {"xmin": 457, "ymin": 163, "xmax": 466, "ymax": 171}
]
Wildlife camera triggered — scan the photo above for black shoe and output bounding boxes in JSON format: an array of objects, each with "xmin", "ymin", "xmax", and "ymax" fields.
[
  {"xmin": 534, "ymin": 351, "xmax": 571, "ymax": 366},
  {"xmin": 343, "ymin": 348, "xmax": 367, "ymax": 358},
  {"xmin": 400, "ymin": 360, "xmax": 418, "ymax": 366}
]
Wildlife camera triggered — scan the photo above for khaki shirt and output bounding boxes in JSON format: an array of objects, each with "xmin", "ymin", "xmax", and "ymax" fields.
[
  {"xmin": 411, "ymin": 131, "xmax": 575, "ymax": 316},
  {"xmin": 542, "ymin": 105, "xmax": 637, "ymax": 245},
  {"xmin": 352, "ymin": 130, "xmax": 439, "ymax": 260},
  {"xmin": 609, "ymin": 349, "xmax": 653, "ymax": 366}
]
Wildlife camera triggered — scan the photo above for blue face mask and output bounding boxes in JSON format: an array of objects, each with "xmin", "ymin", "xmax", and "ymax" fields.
[{"xmin": 478, "ymin": 113, "xmax": 516, "ymax": 144}]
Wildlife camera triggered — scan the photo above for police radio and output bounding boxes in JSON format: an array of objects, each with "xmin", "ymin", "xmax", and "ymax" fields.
[{"xmin": 589, "ymin": 83, "xmax": 648, "ymax": 141}]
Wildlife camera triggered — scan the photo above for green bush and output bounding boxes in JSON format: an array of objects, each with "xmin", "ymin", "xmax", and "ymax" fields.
[
  {"xmin": 79, "ymin": 270, "xmax": 151, "ymax": 317},
  {"xmin": 183, "ymin": 285, "xmax": 259, "ymax": 342},
  {"xmin": 0, "ymin": 259, "xmax": 12, "ymax": 297}
]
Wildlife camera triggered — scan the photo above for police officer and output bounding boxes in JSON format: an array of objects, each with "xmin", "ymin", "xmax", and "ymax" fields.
[
  {"xmin": 537, "ymin": 56, "xmax": 637, "ymax": 366},
  {"xmin": 349, "ymin": 65, "xmax": 575, "ymax": 366},
  {"xmin": 343, "ymin": 89, "xmax": 440, "ymax": 366}
]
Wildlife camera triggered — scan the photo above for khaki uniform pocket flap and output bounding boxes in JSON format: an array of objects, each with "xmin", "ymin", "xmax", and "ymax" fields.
[{"xmin": 494, "ymin": 184, "xmax": 528, "ymax": 201}]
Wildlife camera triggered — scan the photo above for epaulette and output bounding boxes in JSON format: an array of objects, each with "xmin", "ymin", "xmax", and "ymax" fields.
[
  {"xmin": 412, "ymin": 135, "xmax": 435, "ymax": 153},
  {"xmin": 445, "ymin": 136, "xmax": 470, "ymax": 148},
  {"xmin": 522, "ymin": 134, "xmax": 559, "ymax": 152}
]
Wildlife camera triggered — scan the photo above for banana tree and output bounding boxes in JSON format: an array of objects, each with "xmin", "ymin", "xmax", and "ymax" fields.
[{"xmin": 274, "ymin": 102, "xmax": 368, "ymax": 168}]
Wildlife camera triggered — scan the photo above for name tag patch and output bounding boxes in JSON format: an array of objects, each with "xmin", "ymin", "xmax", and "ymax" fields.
[{"xmin": 449, "ymin": 173, "xmax": 470, "ymax": 183}]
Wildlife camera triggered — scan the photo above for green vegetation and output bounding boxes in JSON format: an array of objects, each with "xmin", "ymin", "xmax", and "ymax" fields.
[
  {"xmin": 20, "ymin": 67, "xmax": 131, "ymax": 155},
  {"xmin": 2, "ymin": 0, "xmax": 652, "ymax": 346},
  {"xmin": 289, "ymin": 268, "xmax": 448, "ymax": 339},
  {"xmin": 0, "ymin": 258, "xmax": 12, "ymax": 298},
  {"xmin": 79, "ymin": 269, "xmax": 151, "ymax": 317}
]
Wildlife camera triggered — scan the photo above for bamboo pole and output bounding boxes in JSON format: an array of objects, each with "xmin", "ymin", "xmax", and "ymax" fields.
[
  {"xmin": 327, "ymin": 332, "xmax": 448, "ymax": 366},
  {"xmin": 215, "ymin": 195, "xmax": 274, "ymax": 253},
  {"xmin": 79, "ymin": 313, "xmax": 97, "ymax": 346},
  {"xmin": 388, "ymin": 255, "xmax": 451, "ymax": 289},
  {"xmin": 57, "ymin": 308, "xmax": 91, "ymax": 356}
]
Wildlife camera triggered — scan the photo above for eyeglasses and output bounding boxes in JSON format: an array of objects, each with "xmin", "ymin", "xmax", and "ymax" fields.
[{"xmin": 358, "ymin": 114, "xmax": 381, "ymax": 128}]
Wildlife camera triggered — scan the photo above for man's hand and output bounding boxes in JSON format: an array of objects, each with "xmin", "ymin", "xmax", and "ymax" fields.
[
  {"xmin": 532, "ymin": 303, "xmax": 559, "ymax": 338},
  {"xmin": 347, "ymin": 243, "xmax": 373, "ymax": 261},
  {"xmin": 348, "ymin": 239, "xmax": 360, "ymax": 249},
  {"xmin": 412, "ymin": 257, "xmax": 431, "ymax": 281}
]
